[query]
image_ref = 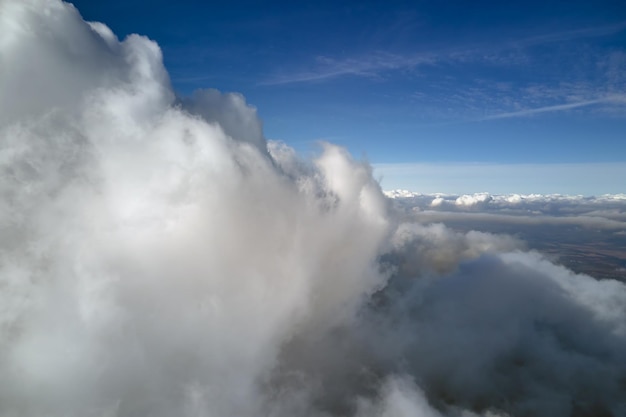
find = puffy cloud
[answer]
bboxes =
[179,89,267,153]
[1,2,625,417]
[386,190,626,210]
[455,193,492,207]
[386,190,626,229]
[0,2,388,415]
[373,248,626,417]
[0,0,171,127]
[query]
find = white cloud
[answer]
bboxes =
[454,192,492,207]
[385,190,626,229]
[385,190,626,205]
[0,2,389,414]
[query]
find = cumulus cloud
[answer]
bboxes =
[179,89,267,153]
[386,190,626,228]
[454,193,493,207]
[1,2,625,417]
[385,190,626,207]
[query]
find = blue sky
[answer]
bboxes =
[71,0,626,194]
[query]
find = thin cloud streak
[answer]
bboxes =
[478,95,626,120]
[260,53,434,86]
[510,20,626,48]
[260,22,626,86]
[415,210,626,231]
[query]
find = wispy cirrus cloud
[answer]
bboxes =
[506,20,626,48]
[408,47,626,122]
[260,52,434,85]
[260,21,626,86]
[478,95,626,120]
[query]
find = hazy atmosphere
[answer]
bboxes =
[1,1,625,417]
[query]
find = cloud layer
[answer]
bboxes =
[1,2,625,417]
[386,190,626,229]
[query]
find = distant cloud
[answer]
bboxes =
[385,189,626,206]
[417,210,626,230]
[385,190,626,229]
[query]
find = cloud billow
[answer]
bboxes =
[1,1,625,416]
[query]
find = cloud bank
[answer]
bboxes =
[386,190,626,227]
[1,2,625,417]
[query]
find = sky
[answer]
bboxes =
[70,0,626,194]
